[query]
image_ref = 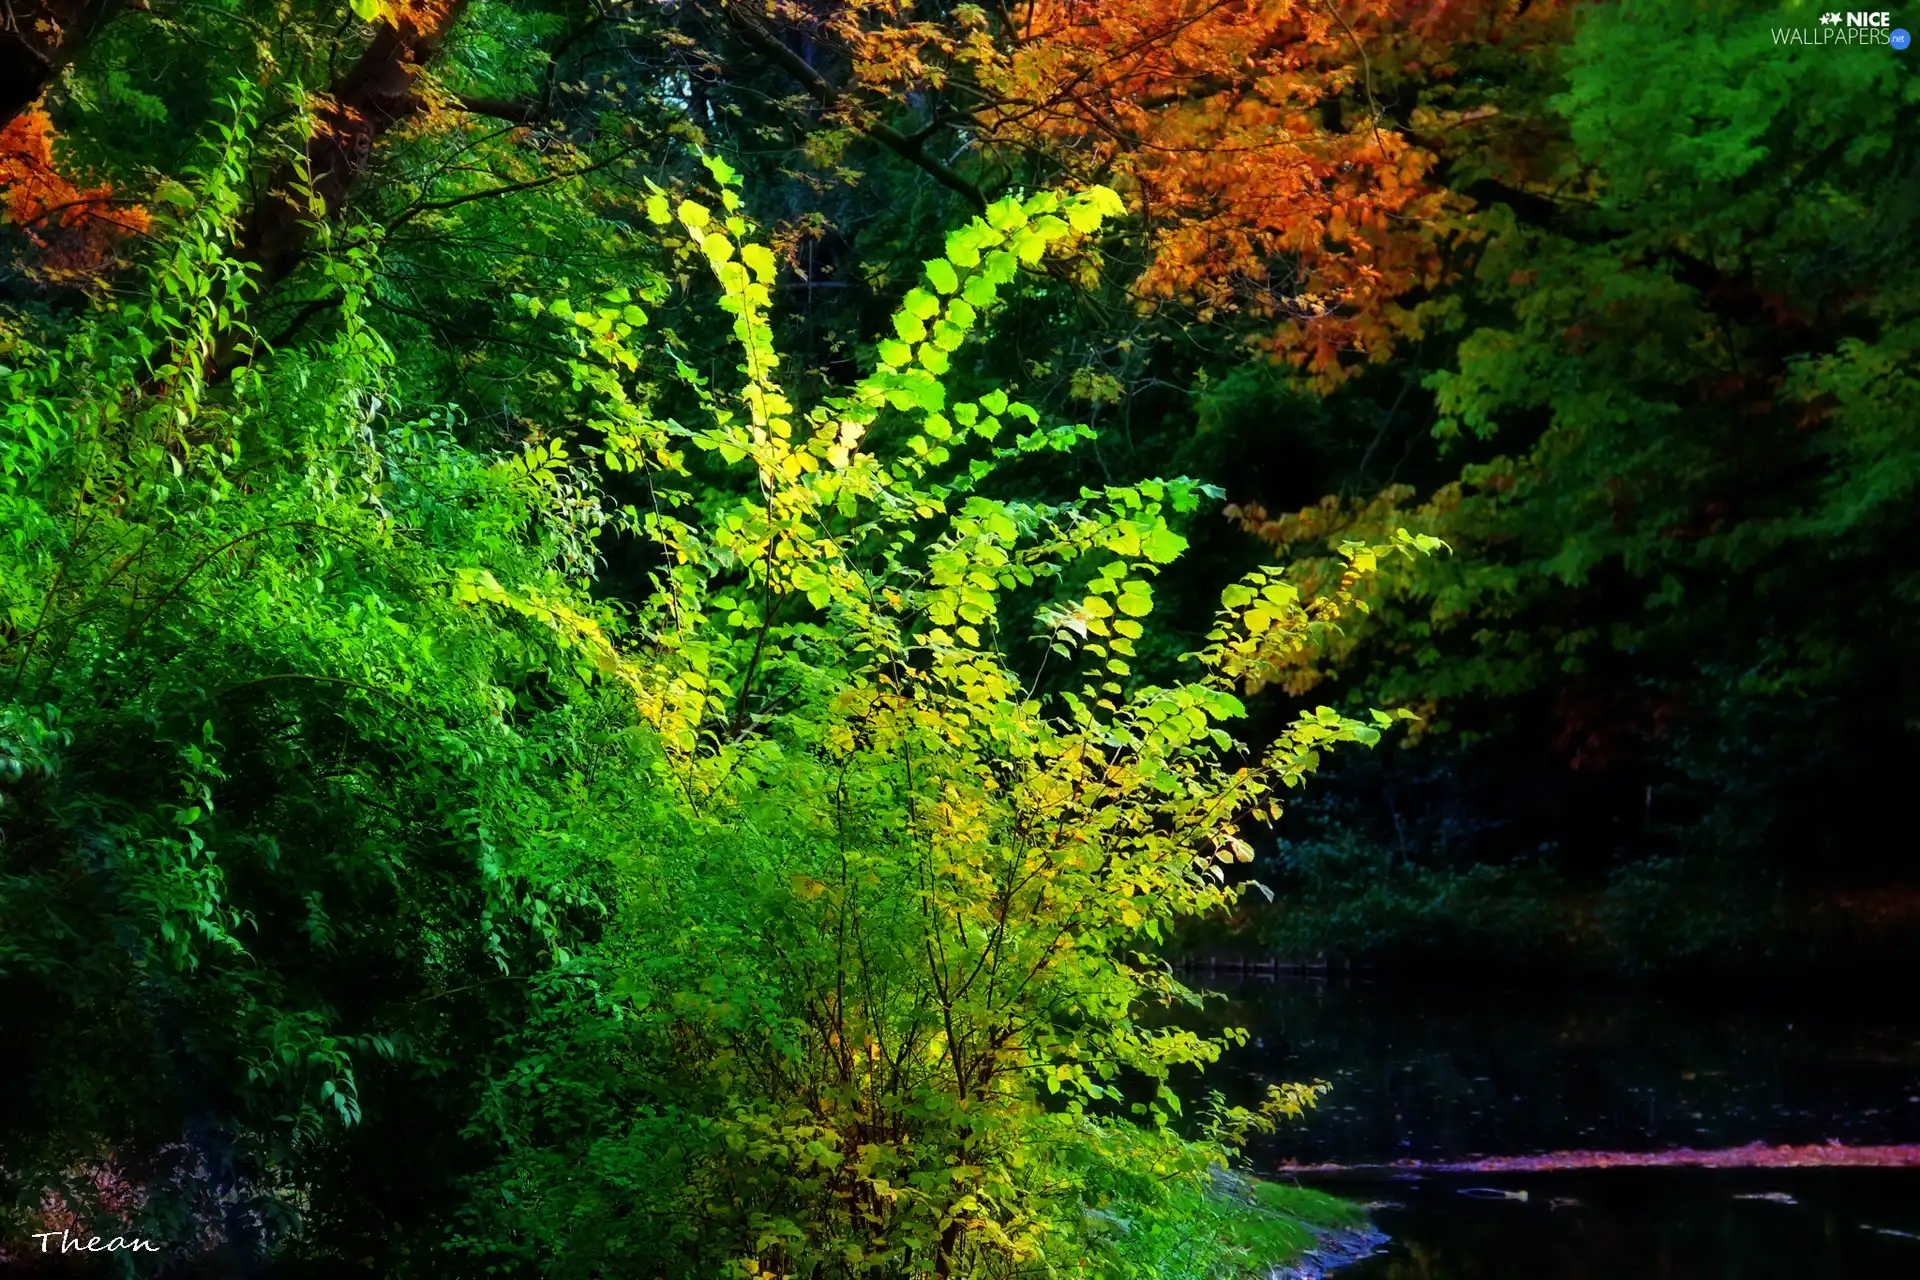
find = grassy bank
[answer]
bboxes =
[1103,1173,1372,1278]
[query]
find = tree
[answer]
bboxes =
[718,0,1573,382]
[1223,2,1920,960]
[450,158,1424,1277]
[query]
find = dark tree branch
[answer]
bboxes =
[262,292,346,349]
[453,94,544,125]
[722,1,986,212]
[8,191,148,231]
[369,295,579,361]
[539,14,604,119]
[0,0,128,128]
[381,141,643,234]
[1457,177,1597,240]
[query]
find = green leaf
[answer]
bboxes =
[1140,524,1186,564]
[925,258,960,295]
[961,275,998,308]
[892,312,927,344]
[986,198,1028,231]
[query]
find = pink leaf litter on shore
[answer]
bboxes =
[1278,1141,1920,1175]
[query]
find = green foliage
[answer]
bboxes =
[1221,2,1920,902]
[1249,832,1797,976]
[0,79,1411,1276]
[451,161,1410,1277]
[1,87,647,1260]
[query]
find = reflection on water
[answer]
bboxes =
[1195,978,1920,1278]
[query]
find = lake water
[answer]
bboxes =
[1197,977,1920,1278]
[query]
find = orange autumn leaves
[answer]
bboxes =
[799,0,1560,384]
[349,0,458,32]
[1,107,148,282]
[988,0,1450,380]
[0,0,458,290]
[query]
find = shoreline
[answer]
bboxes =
[1267,1223,1390,1279]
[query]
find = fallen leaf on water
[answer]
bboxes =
[1863,1225,1920,1241]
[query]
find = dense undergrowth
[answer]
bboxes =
[0,93,1414,1272]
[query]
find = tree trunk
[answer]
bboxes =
[237,0,471,294]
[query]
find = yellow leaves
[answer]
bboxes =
[891,311,927,344]
[924,257,959,294]
[554,166,1407,1239]
[1201,526,1442,696]
[452,568,636,688]
[741,242,779,284]
[1114,581,1153,617]
[677,198,711,229]
[1068,367,1123,405]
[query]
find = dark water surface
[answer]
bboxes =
[1199,978,1920,1278]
